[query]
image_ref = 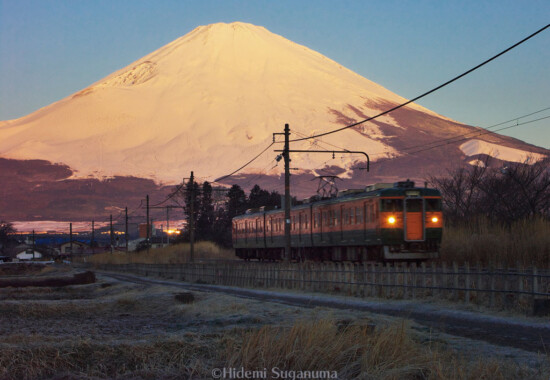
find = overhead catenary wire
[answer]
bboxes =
[375,115,550,164]
[283,24,550,144]
[289,111,550,189]
[368,106,550,157]
[214,141,275,182]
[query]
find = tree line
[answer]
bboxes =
[176,183,282,247]
[429,157,550,225]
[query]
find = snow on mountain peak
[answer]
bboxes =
[0,22,546,187]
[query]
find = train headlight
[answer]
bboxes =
[431,217,438,223]
[388,216,396,224]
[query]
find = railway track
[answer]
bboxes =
[99,270,550,354]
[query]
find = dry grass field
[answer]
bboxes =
[0,265,547,379]
[83,241,234,265]
[441,217,550,267]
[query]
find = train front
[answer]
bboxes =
[378,181,442,260]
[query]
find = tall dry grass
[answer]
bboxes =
[0,339,215,379]
[85,241,234,265]
[225,319,544,379]
[441,217,550,267]
[2,319,543,379]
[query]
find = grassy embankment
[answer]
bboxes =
[440,217,550,267]
[84,241,234,265]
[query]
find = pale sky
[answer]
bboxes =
[1,0,548,148]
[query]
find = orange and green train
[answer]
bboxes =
[232,180,443,262]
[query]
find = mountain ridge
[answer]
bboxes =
[0,21,547,220]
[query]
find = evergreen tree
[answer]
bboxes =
[0,221,16,254]
[248,184,271,209]
[182,179,200,241]
[211,185,246,247]
[226,185,247,218]
[196,181,215,241]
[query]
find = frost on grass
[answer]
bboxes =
[0,273,547,379]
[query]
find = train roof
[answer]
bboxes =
[233,180,441,220]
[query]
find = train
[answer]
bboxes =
[232,180,443,262]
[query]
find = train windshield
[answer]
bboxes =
[380,199,403,212]
[426,198,442,211]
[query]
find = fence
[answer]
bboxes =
[97,261,550,312]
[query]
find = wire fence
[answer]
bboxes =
[96,261,550,312]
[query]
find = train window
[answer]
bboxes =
[381,199,404,212]
[356,207,362,224]
[426,198,442,211]
[406,199,423,212]
[349,208,354,225]
[343,209,348,225]
[304,214,309,229]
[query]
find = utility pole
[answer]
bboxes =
[166,206,170,245]
[274,131,371,262]
[125,207,129,252]
[91,220,95,254]
[146,194,150,254]
[70,222,73,256]
[110,214,114,253]
[284,124,291,262]
[189,171,195,263]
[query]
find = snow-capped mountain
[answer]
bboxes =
[0,22,547,220]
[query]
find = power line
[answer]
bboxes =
[285,24,549,143]
[369,106,550,157]
[214,141,275,182]
[374,115,550,166]
[149,182,185,207]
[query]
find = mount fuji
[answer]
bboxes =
[0,22,547,221]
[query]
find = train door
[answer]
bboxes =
[404,198,424,241]
[340,205,344,241]
[363,201,369,239]
[255,219,259,244]
[298,213,302,242]
[320,209,325,242]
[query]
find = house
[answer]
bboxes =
[16,248,43,261]
[59,241,90,255]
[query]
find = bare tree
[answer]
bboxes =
[430,156,550,224]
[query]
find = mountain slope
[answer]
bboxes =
[0,22,547,220]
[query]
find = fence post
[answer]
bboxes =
[403,263,409,300]
[411,263,416,300]
[464,262,470,304]
[421,262,427,298]
[383,263,389,298]
[441,262,447,299]
[490,262,496,308]
[502,263,508,307]
[532,266,539,302]
[518,261,524,306]
[431,262,437,298]
[453,262,459,301]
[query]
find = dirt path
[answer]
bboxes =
[100,270,550,354]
